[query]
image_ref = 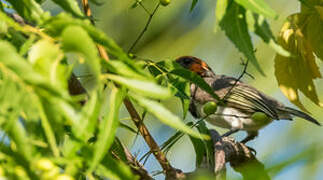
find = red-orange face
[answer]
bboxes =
[175,56,213,76]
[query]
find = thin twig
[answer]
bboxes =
[128,2,160,53]
[123,99,173,172]
[82,0,110,62]
[221,58,252,101]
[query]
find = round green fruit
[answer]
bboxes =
[251,112,270,123]
[203,102,218,115]
[160,0,171,6]
[35,158,54,171]
[55,174,74,180]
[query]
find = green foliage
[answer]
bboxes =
[0,0,322,179]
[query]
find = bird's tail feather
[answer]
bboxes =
[282,107,321,126]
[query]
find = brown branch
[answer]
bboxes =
[209,130,270,180]
[80,1,183,178]
[124,99,185,179]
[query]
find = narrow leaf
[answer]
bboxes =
[89,85,125,172]
[170,68,220,100]
[235,0,278,19]
[61,25,101,92]
[131,93,210,140]
[219,2,265,75]
[105,74,172,100]
[190,0,198,12]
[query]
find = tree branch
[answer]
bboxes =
[209,130,270,180]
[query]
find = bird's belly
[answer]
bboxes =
[195,103,270,131]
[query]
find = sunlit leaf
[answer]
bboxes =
[28,40,68,89]
[235,0,278,18]
[105,74,172,100]
[214,0,229,31]
[304,6,323,60]
[44,13,127,61]
[130,93,210,140]
[61,25,101,92]
[103,60,152,80]
[274,14,323,111]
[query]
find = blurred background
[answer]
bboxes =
[43,0,323,179]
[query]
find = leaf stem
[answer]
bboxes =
[128,3,160,53]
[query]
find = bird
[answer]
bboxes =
[175,56,321,143]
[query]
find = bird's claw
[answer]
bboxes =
[246,146,257,155]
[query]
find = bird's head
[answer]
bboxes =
[175,56,215,77]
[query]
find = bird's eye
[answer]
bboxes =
[183,58,192,65]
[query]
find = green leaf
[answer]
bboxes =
[190,0,198,12]
[131,93,210,140]
[97,155,135,180]
[28,39,68,89]
[37,98,60,157]
[19,34,36,56]
[6,0,44,23]
[274,14,323,110]
[219,2,264,75]
[89,85,125,172]
[169,68,220,100]
[72,91,101,141]
[167,75,191,118]
[7,121,35,161]
[189,121,214,167]
[51,0,84,18]
[235,0,278,19]
[103,60,152,80]
[246,11,290,57]
[106,74,172,100]
[0,41,47,84]
[44,13,128,61]
[61,25,101,92]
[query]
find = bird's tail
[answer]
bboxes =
[281,107,321,126]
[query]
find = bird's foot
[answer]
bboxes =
[246,146,257,155]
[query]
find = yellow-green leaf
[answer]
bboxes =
[274,14,323,111]
[105,74,172,100]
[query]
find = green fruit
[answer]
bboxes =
[55,174,74,180]
[35,158,54,171]
[160,0,171,6]
[251,112,271,124]
[203,102,218,115]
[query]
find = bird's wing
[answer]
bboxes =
[211,75,283,119]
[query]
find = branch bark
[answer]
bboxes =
[210,130,270,180]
